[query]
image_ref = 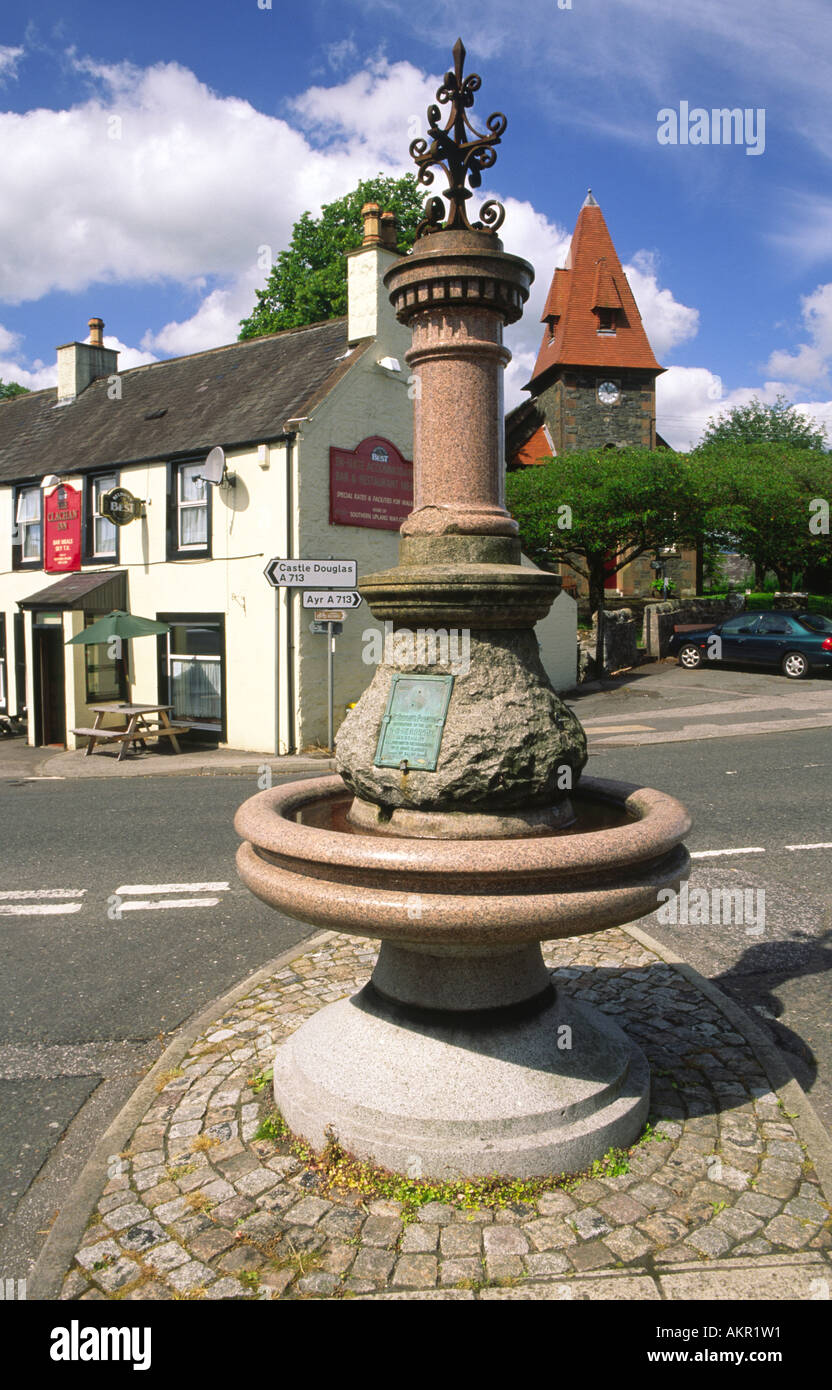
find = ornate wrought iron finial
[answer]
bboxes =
[410,38,506,238]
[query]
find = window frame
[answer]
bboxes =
[0,613,6,712]
[83,471,120,564]
[155,612,226,741]
[82,612,128,704]
[12,483,43,570]
[166,461,212,560]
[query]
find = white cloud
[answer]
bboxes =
[0,45,23,83]
[288,57,439,165]
[773,194,832,266]
[356,0,832,155]
[623,251,699,357]
[325,38,361,72]
[99,334,157,371]
[766,283,832,386]
[141,272,263,357]
[655,367,832,450]
[0,321,156,391]
[0,323,21,354]
[0,55,425,309]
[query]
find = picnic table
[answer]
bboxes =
[72,703,189,761]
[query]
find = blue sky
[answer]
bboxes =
[2,0,831,447]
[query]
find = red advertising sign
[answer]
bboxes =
[44,481,82,574]
[330,436,413,531]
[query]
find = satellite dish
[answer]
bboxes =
[200,447,226,486]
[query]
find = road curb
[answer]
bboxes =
[624,923,832,1206]
[34,755,337,781]
[26,930,335,1300]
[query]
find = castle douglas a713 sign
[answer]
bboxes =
[264,558,357,588]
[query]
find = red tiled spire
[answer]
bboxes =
[529,192,662,387]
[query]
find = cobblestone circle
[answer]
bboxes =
[63,931,832,1301]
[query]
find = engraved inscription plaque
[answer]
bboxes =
[373,674,454,771]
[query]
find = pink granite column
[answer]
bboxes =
[406,307,513,536]
[384,228,533,541]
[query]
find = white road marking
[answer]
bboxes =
[118,898,221,912]
[785,843,832,852]
[690,848,766,859]
[0,903,83,916]
[0,889,86,900]
[114,882,230,895]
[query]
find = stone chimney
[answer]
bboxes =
[345,206,401,345]
[56,318,119,403]
[380,210,398,251]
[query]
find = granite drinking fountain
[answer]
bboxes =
[235,41,691,1179]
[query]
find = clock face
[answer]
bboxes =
[598,380,620,404]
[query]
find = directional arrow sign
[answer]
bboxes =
[302,590,363,610]
[264,558,357,588]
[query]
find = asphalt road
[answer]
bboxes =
[0,728,830,1281]
[0,771,316,1281]
[589,728,832,1130]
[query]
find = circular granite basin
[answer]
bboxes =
[235,773,691,949]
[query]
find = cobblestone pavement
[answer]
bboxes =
[62,932,832,1301]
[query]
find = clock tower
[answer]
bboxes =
[507,192,664,463]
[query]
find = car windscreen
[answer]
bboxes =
[797,614,832,633]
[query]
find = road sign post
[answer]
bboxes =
[327,622,334,752]
[265,561,358,752]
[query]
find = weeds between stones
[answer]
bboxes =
[252,1106,671,1223]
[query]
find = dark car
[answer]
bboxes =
[668,611,832,679]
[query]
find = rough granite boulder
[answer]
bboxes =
[336,628,587,812]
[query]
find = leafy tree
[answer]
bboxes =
[238,175,425,339]
[698,394,827,451]
[506,448,695,666]
[688,443,832,593]
[0,378,29,400]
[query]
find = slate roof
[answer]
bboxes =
[17,570,127,610]
[527,196,663,389]
[0,319,366,485]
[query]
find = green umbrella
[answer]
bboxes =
[66,611,170,703]
[66,610,170,645]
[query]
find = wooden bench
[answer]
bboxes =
[72,709,190,760]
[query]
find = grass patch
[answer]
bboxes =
[184,1191,215,1212]
[166,1163,197,1182]
[154,1068,185,1094]
[252,1104,664,1222]
[191,1134,220,1153]
[247,1067,274,1095]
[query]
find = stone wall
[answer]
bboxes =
[645,595,745,660]
[576,607,641,683]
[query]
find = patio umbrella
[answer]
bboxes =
[66,610,170,700]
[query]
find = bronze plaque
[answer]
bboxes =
[374,674,454,771]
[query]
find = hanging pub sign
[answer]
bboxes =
[44,480,82,574]
[329,435,413,531]
[101,486,143,526]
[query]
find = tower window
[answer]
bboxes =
[597,307,617,333]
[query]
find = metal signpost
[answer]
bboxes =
[266,559,358,752]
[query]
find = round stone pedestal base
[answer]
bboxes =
[272,985,650,1180]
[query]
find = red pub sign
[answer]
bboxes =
[44,481,82,573]
[329,436,413,531]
